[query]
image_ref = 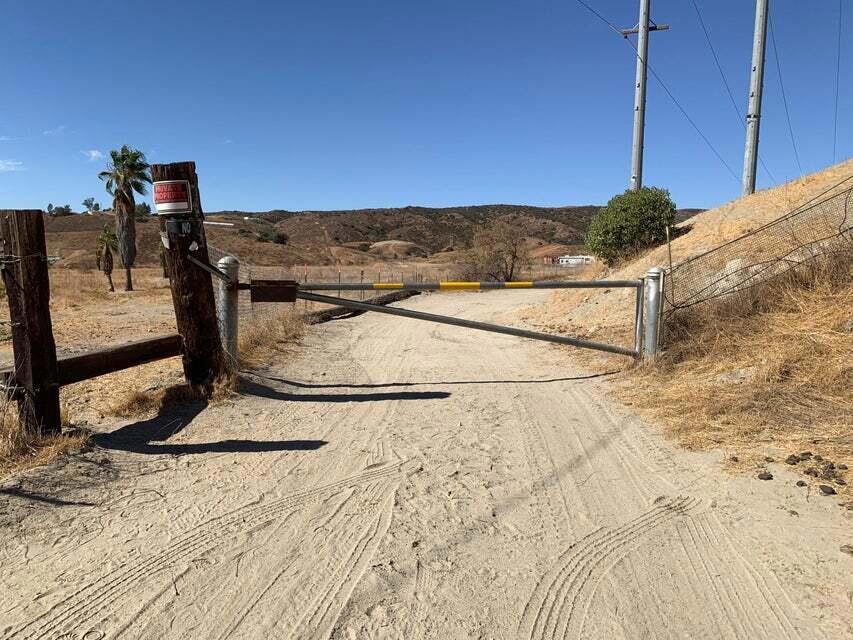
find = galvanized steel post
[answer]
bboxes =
[643,267,664,359]
[215,256,239,365]
[629,0,651,191]
[633,280,645,356]
[742,0,769,196]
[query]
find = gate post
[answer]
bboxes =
[0,210,61,434]
[643,267,664,360]
[152,161,227,388]
[633,281,645,356]
[215,256,239,366]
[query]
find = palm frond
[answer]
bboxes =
[100,145,152,202]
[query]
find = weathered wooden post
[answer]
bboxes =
[151,162,227,388]
[0,210,61,433]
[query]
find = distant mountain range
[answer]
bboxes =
[45,204,703,268]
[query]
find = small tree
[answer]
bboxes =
[585,187,676,265]
[82,197,101,214]
[102,245,115,292]
[135,202,152,219]
[49,204,73,217]
[465,220,529,281]
[96,225,118,291]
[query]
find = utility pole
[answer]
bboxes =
[622,0,669,191]
[742,0,769,196]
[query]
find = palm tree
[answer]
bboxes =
[98,146,151,291]
[96,225,118,292]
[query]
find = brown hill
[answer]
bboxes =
[45,203,703,269]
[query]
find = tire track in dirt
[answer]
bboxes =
[403,560,434,640]
[4,289,847,639]
[518,496,700,640]
[292,491,396,639]
[518,494,815,640]
[1,461,409,640]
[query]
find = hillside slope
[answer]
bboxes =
[525,158,853,342]
[46,203,702,269]
[523,158,853,491]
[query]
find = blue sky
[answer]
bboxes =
[0,1,849,212]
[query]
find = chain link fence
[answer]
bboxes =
[663,179,853,317]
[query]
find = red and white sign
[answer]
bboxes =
[153,180,192,215]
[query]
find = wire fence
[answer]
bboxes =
[662,182,853,316]
[206,243,587,321]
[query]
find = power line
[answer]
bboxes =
[689,0,777,185]
[833,0,843,163]
[768,14,803,175]
[689,0,743,125]
[573,0,740,183]
[643,63,741,182]
[573,0,624,37]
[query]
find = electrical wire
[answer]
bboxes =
[573,0,741,183]
[643,64,741,182]
[689,0,777,185]
[768,14,803,175]
[833,0,843,163]
[689,0,743,126]
[573,0,624,37]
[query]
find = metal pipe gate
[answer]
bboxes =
[219,274,666,361]
[296,290,641,357]
[300,280,643,292]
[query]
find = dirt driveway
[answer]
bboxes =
[1,290,851,639]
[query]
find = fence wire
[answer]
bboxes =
[663,183,853,316]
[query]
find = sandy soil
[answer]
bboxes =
[1,290,851,639]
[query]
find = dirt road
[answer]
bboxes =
[1,291,851,639]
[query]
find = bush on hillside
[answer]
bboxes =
[585,187,675,264]
[256,229,288,245]
[47,204,74,217]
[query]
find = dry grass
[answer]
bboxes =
[0,395,89,478]
[239,308,306,368]
[49,267,170,310]
[107,380,235,418]
[525,160,853,347]
[629,252,852,487]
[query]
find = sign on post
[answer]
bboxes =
[152,162,227,388]
[153,180,192,215]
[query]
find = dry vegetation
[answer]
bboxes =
[524,159,853,346]
[0,396,89,477]
[101,306,306,418]
[632,253,852,469]
[106,380,235,418]
[239,307,306,368]
[522,160,853,494]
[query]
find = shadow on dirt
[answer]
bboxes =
[93,391,327,456]
[239,378,452,403]
[92,375,450,457]
[247,371,617,390]
[0,486,96,507]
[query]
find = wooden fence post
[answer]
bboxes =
[151,162,227,388]
[0,210,61,434]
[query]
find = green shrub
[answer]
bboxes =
[256,229,288,245]
[585,187,675,264]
